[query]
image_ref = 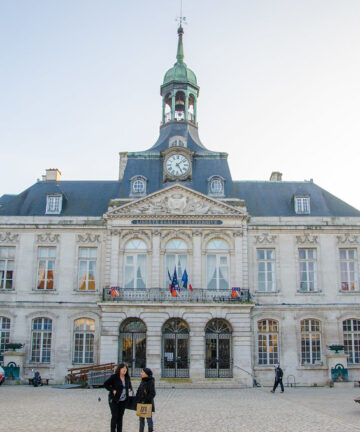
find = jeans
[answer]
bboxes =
[109,400,126,432]
[139,416,153,432]
[272,378,284,392]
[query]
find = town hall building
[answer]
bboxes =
[0,25,360,386]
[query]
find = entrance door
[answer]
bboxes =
[205,319,232,378]
[162,318,189,378]
[119,319,146,377]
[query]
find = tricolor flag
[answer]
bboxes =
[171,267,180,297]
[110,286,121,297]
[181,269,193,292]
[231,287,241,298]
[168,269,172,293]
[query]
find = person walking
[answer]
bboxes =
[104,363,133,432]
[136,368,156,432]
[271,364,284,393]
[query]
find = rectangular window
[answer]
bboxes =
[31,318,52,363]
[46,195,62,214]
[124,254,146,289]
[0,247,15,290]
[37,247,56,290]
[257,249,276,292]
[340,249,358,291]
[78,248,97,291]
[299,249,317,292]
[295,196,310,214]
[0,317,10,361]
[301,320,321,365]
[343,319,360,364]
[257,320,279,365]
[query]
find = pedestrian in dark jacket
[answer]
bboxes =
[136,368,156,432]
[104,363,133,432]
[271,364,284,393]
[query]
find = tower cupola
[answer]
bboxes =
[161,26,200,126]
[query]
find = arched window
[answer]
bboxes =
[119,318,146,377]
[208,176,225,197]
[164,93,172,123]
[258,319,279,365]
[174,91,185,121]
[0,317,10,361]
[206,239,229,290]
[124,239,147,289]
[130,176,147,197]
[31,318,52,363]
[162,318,189,378]
[165,239,188,289]
[343,319,360,364]
[301,319,321,365]
[73,318,95,364]
[205,319,232,378]
[188,94,195,122]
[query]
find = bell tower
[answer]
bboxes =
[160,26,200,126]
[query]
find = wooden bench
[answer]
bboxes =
[28,377,50,385]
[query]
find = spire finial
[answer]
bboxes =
[175,0,186,63]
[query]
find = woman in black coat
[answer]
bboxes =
[136,368,156,432]
[104,363,133,432]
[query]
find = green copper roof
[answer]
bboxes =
[163,26,198,88]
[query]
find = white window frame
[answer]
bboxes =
[0,246,15,290]
[257,319,279,365]
[46,194,63,215]
[339,249,359,291]
[36,247,56,290]
[299,248,317,292]
[73,318,95,364]
[294,195,310,214]
[124,239,147,290]
[301,319,322,365]
[77,247,97,291]
[31,317,52,363]
[0,316,10,359]
[257,249,276,292]
[208,176,225,197]
[130,176,147,197]
[206,239,229,291]
[343,319,360,364]
[165,239,188,290]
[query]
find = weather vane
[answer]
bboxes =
[175,0,187,27]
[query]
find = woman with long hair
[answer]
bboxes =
[104,363,133,432]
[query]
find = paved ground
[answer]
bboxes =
[0,385,359,432]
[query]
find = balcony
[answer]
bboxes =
[102,287,251,304]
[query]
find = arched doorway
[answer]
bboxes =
[205,319,232,378]
[119,318,146,377]
[162,318,189,378]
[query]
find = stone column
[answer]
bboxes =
[192,230,202,288]
[110,234,120,286]
[189,328,204,381]
[151,230,161,288]
[233,230,243,287]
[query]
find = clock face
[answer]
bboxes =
[166,154,190,176]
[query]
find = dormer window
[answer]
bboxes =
[295,195,310,214]
[130,176,147,197]
[46,194,62,214]
[169,136,187,148]
[208,176,225,197]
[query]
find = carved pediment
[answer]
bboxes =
[105,185,246,219]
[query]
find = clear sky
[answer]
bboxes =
[1,0,360,210]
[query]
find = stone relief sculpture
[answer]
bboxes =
[37,233,60,243]
[0,232,19,243]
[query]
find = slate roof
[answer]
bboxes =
[1,177,359,218]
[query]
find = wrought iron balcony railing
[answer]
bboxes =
[103,287,251,304]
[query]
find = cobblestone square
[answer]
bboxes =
[1,386,360,432]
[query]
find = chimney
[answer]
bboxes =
[270,171,282,182]
[44,169,61,181]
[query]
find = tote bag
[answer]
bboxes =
[136,403,152,418]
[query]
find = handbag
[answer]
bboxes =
[126,395,137,411]
[136,403,152,418]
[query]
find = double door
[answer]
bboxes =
[120,332,146,377]
[162,333,189,378]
